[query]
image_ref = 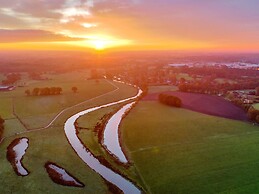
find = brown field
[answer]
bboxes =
[143,91,248,121]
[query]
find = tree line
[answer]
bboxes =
[247,106,259,123]
[25,87,63,96]
[159,93,182,107]
[178,79,259,95]
[25,86,78,96]
[177,65,259,79]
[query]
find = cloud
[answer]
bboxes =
[1,0,259,50]
[5,0,64,18]
[81,23,98,28]
[89,0,259,45]
[92,0,140,14]
[57,7,91,24]
[0,29,83,43]
[0,13,29,28]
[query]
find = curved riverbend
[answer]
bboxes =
[64,85,142,194]
[103,101,136,163]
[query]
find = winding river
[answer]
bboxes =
[64,84,142,194]
[103,101,136,163]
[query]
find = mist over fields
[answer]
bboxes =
[1,50,259,73]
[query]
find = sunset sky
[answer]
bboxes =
[0,0,259,52]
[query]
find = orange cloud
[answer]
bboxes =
[1,0,259,52]
[0,29,83,43]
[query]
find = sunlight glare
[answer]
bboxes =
[92,40,106,50]
[59,34,133,50]
[86,35,133,50]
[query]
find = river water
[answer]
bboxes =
[103,101,136,163]
[12,138,29,176]
[64,86,142,194]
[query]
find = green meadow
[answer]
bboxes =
[253,103,259,110]
[0,71,139,193]
[1,72,259,194]
[122,101,259,194]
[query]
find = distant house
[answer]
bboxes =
[0,86,16,91]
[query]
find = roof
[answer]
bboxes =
[0,85,15,91]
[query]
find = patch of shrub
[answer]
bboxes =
[159,93,182,108]
[247,106,259,123]
[0,116,4,139]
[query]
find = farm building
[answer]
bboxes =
[0,86,15,91]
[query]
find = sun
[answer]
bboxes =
[86,35,132,50]
[92,40,106,50]
[62,34,133,50]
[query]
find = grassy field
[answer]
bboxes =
[253,103,259,110]
[0,98,14,119]
[3,118,26,138]
[14,79,115,129]
[0,73,140,193]
[3,71,258,194]
[148,85,178,94]
[0,71,117,130]
[121,101,259,194]
[0,126,108,194]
